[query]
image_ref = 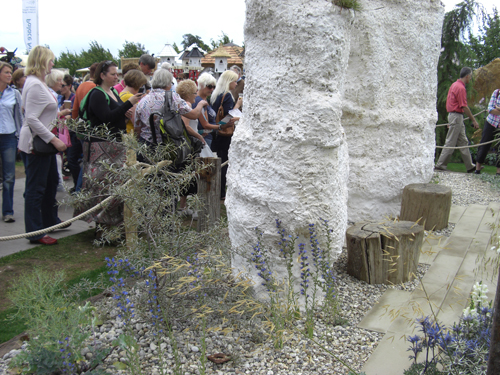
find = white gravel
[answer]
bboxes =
[1,172,498,375]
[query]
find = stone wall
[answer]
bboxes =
[342,0,444,222]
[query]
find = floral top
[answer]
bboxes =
[486,89,500,128]
[135,88,191,144]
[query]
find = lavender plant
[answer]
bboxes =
[250,219,340,342]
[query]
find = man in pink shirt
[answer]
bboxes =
[435,67,479,172]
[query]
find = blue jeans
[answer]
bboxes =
[0,133,17,216]
[21,151,59,240]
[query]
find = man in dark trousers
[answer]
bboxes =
[435,67,478,172]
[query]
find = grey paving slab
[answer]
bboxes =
[478,207,499,233]
[362,332,413,375]
[448,205,466,224]
[464,204,490,218]
[419,235,447,264]
[438,236,472,258]
[358,289,411,333]
[361,201,499,375]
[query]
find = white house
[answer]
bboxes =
[211,45,232,74]
[158,44,178,66]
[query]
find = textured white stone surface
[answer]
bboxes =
[342,0,444,222]
[226,0,354,297]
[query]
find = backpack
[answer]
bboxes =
[78,86,119,123]
[149,91,203,168]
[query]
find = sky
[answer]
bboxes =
[0,0,497,60]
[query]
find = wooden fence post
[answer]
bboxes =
[196,157,221,232]
[124,149,137,249]
[487,266,500,375]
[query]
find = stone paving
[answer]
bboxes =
[361,203,500,375]
[0,177,94,258]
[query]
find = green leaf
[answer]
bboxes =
[113,361,129,370]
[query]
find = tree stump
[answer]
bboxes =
[399,183,452,231]
[195,157,221,232]
[346,220,424,285]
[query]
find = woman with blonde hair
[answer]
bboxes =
[194,73,233,148]
[210,70,242,201]
[18,45,68,245]
[119,69,148,134]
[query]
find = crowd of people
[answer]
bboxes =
[0,46,246,244]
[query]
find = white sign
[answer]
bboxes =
[22,0,39,52]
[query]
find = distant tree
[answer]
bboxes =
[118,40,148,58]
[210,31,234,50]
[55,49,81,75]
[79,41,116,69]
[181,34,210,52]
[469,8,500,68]
[172,42,180,54]
[435,0,485,149]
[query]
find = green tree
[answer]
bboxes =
[210,31,234,50]
[180,34,210,52]
[118,40,149,58]
[79,40,116,69]
[172,42,180,54]
[469,7,500,68]
[54,49,81,75]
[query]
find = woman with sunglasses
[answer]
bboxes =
[194,73,231,148]
[75,60,143,230]
[18,46,68,245]
[58,74,75,109]
[210,70,242,201]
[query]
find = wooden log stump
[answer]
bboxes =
[400,183,452,231]
[346,220,424,285]
[196,157,221,232]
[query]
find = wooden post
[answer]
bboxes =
[124,149,137,249]
[346,220,424,285]
[196,157,221,232]
[400,183,452,231]
[487,266,500,375]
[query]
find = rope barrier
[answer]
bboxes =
[0,160,171,242]
[435,110,487,127]
[436,138,498,149]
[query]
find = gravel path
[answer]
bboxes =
[1,172,499,375]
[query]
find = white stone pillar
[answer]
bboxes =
[226,0,354,298]
[342,0,444,222]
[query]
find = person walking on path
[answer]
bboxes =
[435,67,478,172]
[474,88,500,175]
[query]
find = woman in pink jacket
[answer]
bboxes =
[18,46,68,245]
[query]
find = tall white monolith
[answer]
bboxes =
[226,0,354,298]
[342,0,445,222]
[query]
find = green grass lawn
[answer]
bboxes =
[445,163,497,174]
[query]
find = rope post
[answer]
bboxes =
[487,265,500,375]
[124,149,138,249]
[195,157,221,232]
